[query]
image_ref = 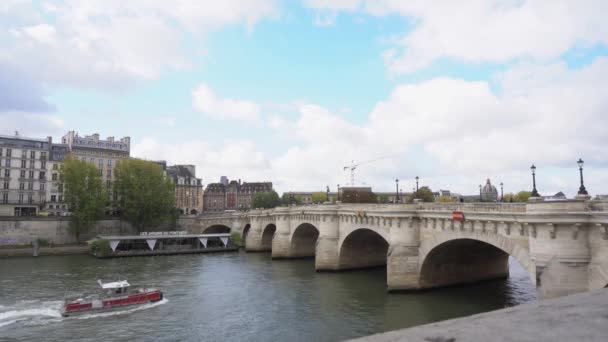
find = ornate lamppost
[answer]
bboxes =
[395,178,399,203]
[577,158,588,195]
[337,184,340,201]
[500,182,504,202]
[326,185,330,202]
[479,184,482,202]
[530,164,540,197]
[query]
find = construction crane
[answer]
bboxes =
[343,157,386,186]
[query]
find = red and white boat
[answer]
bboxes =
[61,280,163,317]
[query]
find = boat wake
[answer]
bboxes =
[75,298,169,320]
[0,300,63,329]
[0,298,168,329]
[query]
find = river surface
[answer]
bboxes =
[0,252,536,342]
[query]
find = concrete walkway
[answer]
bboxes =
[351,288,608,342]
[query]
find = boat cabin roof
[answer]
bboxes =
[98,280,130,289]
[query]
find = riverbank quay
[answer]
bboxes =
[351,288,608,342]
[0,244,88,257]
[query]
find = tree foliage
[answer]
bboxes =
[377,194,389,204]
[252,190,281,209]
[61,157,108,242]
[311,192,327,204]
[281,193,302,206]
[113,159,175,232]
[341,190,377,203]
[407,186,435,202]
[438,195,455,202]
[504,191,532,203]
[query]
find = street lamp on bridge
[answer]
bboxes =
[479,184,482,202]
[326,185,330,202]
[530,164,540,197]
[395,178,400,203]
[577,158,588,196]
[500,182,504,202]
[337,184,340,201]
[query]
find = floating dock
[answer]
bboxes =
[91,233,238,258]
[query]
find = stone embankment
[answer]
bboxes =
[0,244,88,257]
[351,288,608,342]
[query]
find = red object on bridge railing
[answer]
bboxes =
[452,211,465,222]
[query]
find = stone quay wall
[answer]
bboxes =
[0,217,198,245]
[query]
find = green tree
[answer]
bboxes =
[61,157,108,242]
[514,191,532,203]
[281,193,302,206]
[252,191,281,209]
[503,191,531,203]
[113,159,175,232]
[311,192,327,204]
[408,186,435,202]
[438,195,455,202]
[377,194,389,204]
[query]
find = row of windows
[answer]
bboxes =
[79,156,114,167]
[0,148,48,159]
[0,158,46,169]
[0,169,47,180]
[71,139,127,150]
[2,181,47,190]
[0,192,42,204]
[50,195,63,203]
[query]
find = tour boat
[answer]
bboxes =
[61,280,163,317]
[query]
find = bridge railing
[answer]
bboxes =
[589,200,608,212]
[417,202,527,213]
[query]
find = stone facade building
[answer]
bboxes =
[203,178,273,212]
[166,165,203,215]
[46,144,69,216]
[0,134,52,216]
[61,131,131,189]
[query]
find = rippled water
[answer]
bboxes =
[0,253,536,341]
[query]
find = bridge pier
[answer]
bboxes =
[387,217,422,291]
[245,219,266,252]
[272,211,292,258]
[315,214,340,271]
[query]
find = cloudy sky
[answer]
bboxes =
[2,0,608,196]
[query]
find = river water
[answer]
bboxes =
[0,252,536,342]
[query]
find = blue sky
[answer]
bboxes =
[2,0,608,196]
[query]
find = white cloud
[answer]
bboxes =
[1,0,278,88]
[132,137,272,184]
[259,57,608,195]
[22,24,56,44]
[0,112,65,137]
[192,84,261,123]
[305,0,608,73]
[131,54,608,197]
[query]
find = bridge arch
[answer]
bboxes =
[261,223,276,251]
[419,233,535,289]
[290,223,320,258]
[338,228,389,270]
[203,224,232,234]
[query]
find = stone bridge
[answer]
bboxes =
[192,200,608,298]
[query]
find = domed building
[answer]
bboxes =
[481,178,498,202]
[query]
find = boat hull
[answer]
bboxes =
[63,290,163,317]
